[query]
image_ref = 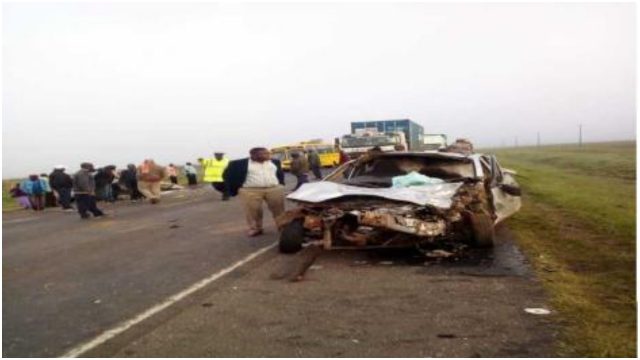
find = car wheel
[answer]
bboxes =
[279,219,305,254]
[468,212,495,248]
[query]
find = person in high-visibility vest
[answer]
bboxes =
[200,152,230,201]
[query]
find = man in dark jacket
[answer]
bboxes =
[73,162,104,219]
[307,149,322,179]
[49,166,74,210]
[223,147,285,237]
[289,151,309,191]
[94,165,116,202]
[119,164,144,201]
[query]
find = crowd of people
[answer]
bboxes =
[8,147,352,236]
[7,156,229,219]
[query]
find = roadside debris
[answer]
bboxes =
[524,308,551,315]
[425,249,455,258]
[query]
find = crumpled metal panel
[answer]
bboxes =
[287,181,463,209]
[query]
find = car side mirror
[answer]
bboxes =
[500,183,522,196]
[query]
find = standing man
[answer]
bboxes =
[94,165,116,202]
[137,159,166,204]
[307,149,323,180]
[184,162,198,186]
[49,166,74,211]
[73,163,104,219]
[289,151,309,191]
[167,164,179,184]
[119,164,144,202]
[200,152,230,201]
[223,147,285,237]
[40,173,57,207]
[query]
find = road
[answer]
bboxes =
[2,175,557,357]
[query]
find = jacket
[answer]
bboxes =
[308,152,321,167]
[200,158,229,182]
[73,169,96,194]
[137,163,166,182]
[49,170,73,190]
[290,157,309,176]
[20,179,47,196]
[94,168,115,188]
[223,158,285,197]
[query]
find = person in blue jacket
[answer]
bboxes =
[21,174,47,211]
[223,147,285,237]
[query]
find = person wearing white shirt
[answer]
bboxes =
[223,147,286,237]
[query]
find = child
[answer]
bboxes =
[9,183,31,210]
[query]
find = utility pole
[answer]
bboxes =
[537,132,540,148]
[578,124,583,147]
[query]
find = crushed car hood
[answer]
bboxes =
[287,181,463,209]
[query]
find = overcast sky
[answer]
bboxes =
[2,2,636,178]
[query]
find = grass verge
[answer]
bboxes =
[489,141,636,357]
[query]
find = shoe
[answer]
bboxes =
[247,229,264,237]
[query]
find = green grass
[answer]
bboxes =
[3,179,24,212]
[487,141,636,357]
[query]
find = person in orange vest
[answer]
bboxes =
[199,152,230,201]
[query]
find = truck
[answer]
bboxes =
[339,119,425,158]
[423,133,448,150]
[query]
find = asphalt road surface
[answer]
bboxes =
[3,174,556,357]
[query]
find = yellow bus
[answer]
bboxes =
[271,141,340,171]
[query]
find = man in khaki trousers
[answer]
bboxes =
[137,159,167,204]
[223,148,286,237]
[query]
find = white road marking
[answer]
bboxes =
[60,242,277,358]
[3,217,38,225]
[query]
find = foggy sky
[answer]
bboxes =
[2,2,636,178]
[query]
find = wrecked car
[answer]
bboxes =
[277,151,521,253]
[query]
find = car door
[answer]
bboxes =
[486,155,522,224]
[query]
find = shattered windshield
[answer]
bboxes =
[343,156,475,187]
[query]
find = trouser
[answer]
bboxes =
[56,188,73,209]
[126,181,144,200]
[76,194,103,218]
[96,184,113,202]
[30,194,44,211]
[138,181,162,200]
[238,186,285,231]
[45,192,57,207]
[294,174,309,191]
[311,166,322,180]
[187,174,197,185]
[211,182,229,199]
[16,196,31,209]
[170,176,178,184]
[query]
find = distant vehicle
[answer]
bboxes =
[271,140,340,171]
[340,119,426,158]
[277,151,522,253]
[423,134,448,150]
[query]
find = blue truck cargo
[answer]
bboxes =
[350,119,425,151]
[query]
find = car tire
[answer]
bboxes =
[468,212,495,248]
[279,219,305,254]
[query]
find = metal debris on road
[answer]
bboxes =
[425,249,455,258]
